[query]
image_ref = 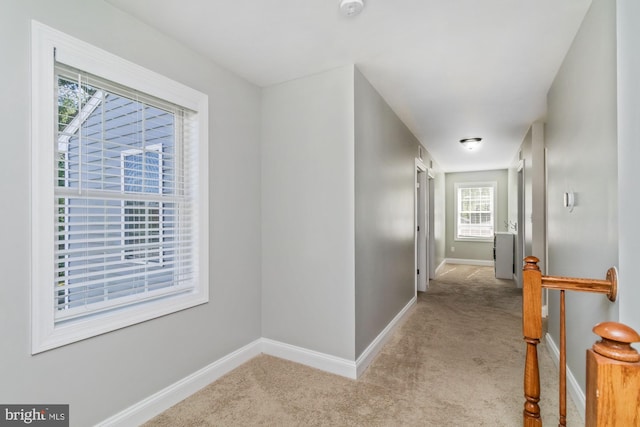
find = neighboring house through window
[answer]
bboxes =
[121,144,163,264]
[31,21,209,353]
[455,182,497,241]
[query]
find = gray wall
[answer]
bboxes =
[546,0,618,392]
[433,167,447,271]
[512,121,546,278]
[261,66,356,360]
[519,128,533,259]
[521,128,535,259]
[444,170,509,261]
[507,156,519,283]
[617,0,640,342]
[530,123,546,274]
[261,66,444,361]
[507,162,518,234]
[354,68,428,357]
[0,1,262,425]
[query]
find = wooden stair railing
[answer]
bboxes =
[522,256,618,427]
[586,321,640,426]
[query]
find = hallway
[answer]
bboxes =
[145,265,580,426]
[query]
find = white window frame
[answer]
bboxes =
[454,181,497,242]
[31,21,209,354]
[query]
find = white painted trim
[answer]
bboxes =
[96,298,419,425]
[261,338,357,379]
[445,258,495,267]
[435,259,447,275]
[97,339,262,427]
[355,297,416,377]
[453,181,498,242]
[31,21,210,354]
[415,158,428,295]
[544,333,586,423]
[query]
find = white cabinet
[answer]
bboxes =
[494,232,514,279]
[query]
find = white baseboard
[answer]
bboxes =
[544,333,586,423]
[97,339,263,427]
[98,301,417,426]
[355,297,416,378]
[261,338,357,379]
[445,258,495,267]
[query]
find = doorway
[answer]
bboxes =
[428,169,435,279]
[515,160,525,287]
[415,159,429,293]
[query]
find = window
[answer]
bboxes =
[455,182,497,241]
[31,21,209,353]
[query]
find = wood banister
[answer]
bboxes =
[541,271,617,301]
[522,256,618,427]
[523,257,543,427]
[592,321,640,363]
[586,322,640,426]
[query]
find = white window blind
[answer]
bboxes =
[455,183,496,240]
[54,63,198,322]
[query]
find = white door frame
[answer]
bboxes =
[415,158,428,294]
[427,168,436,279]
[516,159,525,288]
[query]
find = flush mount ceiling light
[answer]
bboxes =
[459,137,483,150]
[340,0,364,17]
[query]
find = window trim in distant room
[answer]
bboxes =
[454,181,497,242]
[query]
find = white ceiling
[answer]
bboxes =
[106,0,591,172]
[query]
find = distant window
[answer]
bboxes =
[31,21,209,353]
[455,182,497,241]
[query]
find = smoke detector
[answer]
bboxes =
[340,0,364,17]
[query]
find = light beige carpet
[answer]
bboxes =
[144,264,582,426]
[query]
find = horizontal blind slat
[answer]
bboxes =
[56,265,194,291]
[55,281,195,322]
[55,240,193,258]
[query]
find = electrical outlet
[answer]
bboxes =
[451,246,455,252]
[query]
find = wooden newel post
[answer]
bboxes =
[523,256,543,427]
[586,321,640,426]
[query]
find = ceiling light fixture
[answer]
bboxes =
[459,137,483,151]
[340,0,364,17]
